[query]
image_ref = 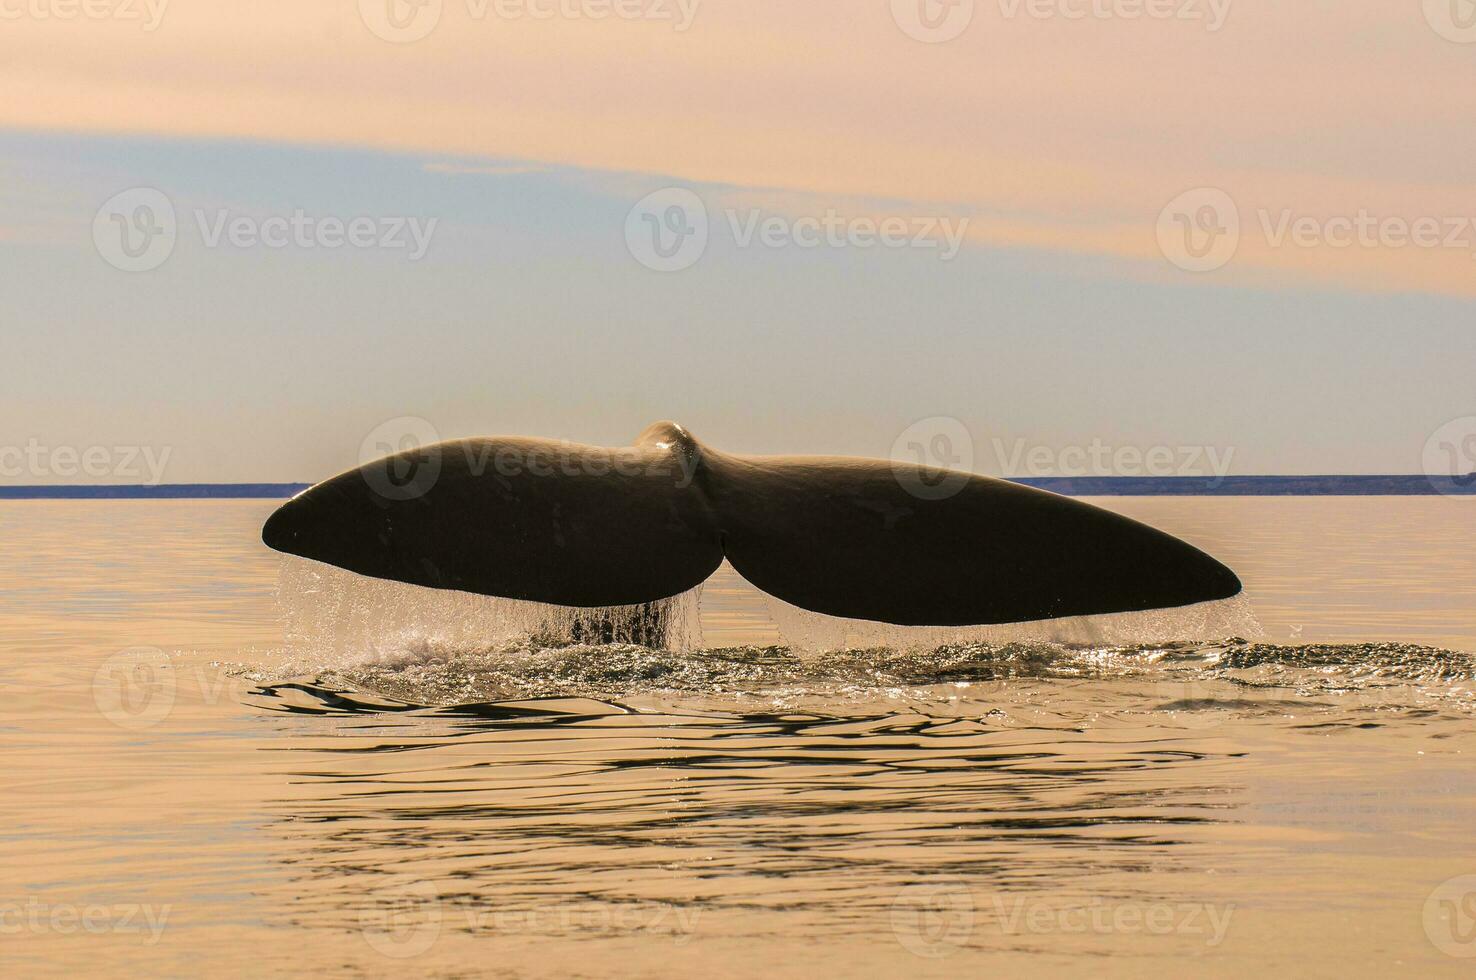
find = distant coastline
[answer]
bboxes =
[0,484,312,499]
[1,476,1472,499]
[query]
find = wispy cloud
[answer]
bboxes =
[2,1,1473,295]
[422,161,549,177]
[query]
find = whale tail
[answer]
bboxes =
[263,421,1241,630]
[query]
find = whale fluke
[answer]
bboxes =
[263,422,1241,627]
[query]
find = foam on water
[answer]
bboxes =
[235,635,1476,707]
[760,586,1262,650]
[276,555,1261,656]
[246,557,1474,714]
[276,556,705,656]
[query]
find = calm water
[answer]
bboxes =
[2,497,1474,977]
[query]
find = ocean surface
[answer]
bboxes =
[2,497,1474,976]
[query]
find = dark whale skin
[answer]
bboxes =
[263,422,1242,626]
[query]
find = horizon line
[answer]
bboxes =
[0,475,1472,499]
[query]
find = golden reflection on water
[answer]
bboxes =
[1,498,1473,976]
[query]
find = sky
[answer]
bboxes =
[1,0,1474,483]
